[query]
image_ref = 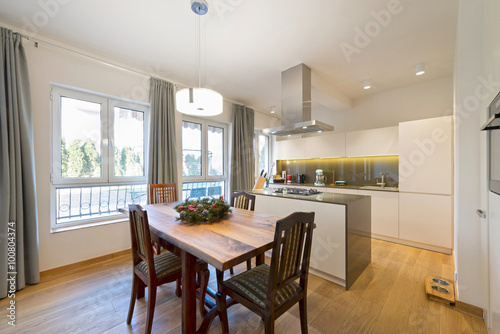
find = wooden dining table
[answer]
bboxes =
[133,202,282,334]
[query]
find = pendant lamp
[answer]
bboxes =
[176,0,223,116]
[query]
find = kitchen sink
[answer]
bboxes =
[359,186,399,191]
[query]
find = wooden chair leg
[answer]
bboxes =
[299,297,308,334]
[137,279,146,299]
[198,268,210,317]
[229,267,234,275]
[246,259,252,271]
[216,291,229,334]
[127,275,139,324]
[175,278,182,298]
[264,315,275,334]
[153,242,162,255]
[145,285,157,334]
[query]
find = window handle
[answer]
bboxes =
[476,209,487,219]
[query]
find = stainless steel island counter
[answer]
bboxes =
[249,189,371,290]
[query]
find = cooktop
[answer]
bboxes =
[273,188,322,196]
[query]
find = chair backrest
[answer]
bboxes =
[267,212,315,305]
[149,183,177,204]
[231,191,256,211]
[128,204,156,279]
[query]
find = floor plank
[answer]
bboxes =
[0,239,488,334]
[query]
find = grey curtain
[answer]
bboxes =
[230,104,254,194]
[0,27,40,298]
[148,78,178,185]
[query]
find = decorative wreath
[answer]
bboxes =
[174,196,231,223]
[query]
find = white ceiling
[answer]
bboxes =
[0,0,458,115]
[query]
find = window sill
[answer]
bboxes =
[50,215,129,234]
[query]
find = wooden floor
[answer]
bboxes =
[0,239,488,334]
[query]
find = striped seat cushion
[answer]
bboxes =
[136,252,182,279]
[222,264,302,309]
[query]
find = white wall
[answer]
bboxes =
[454,0,500,331]
[312,76,453,133]
[483,0,500,331]
[20,35,274,271]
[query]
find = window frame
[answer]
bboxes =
[50,84,149,229]
[254,130,272,178]
[181,116,229,199]
[181,116,228,182]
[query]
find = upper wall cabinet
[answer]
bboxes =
[305,132,346,159]
[274,137,306,160]
[345,126,399,157]
[398,116,453,195]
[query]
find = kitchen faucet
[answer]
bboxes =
[377,172,389,188]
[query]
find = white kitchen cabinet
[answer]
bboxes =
[274,137,306,160]
[399,192,453,249]
[346,126,399,157]
[398,116,453,195]
[358,190,399,238]
[305,132,346,158]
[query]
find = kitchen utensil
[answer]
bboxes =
[314,169,327,186]
[297,174,306,183]
[287,175,293,184]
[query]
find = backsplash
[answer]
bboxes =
[276,156,399,187]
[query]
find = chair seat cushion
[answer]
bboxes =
[222,264,302,309]
[136,252,182,279]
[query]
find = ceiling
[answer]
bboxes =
[0,0,458,115]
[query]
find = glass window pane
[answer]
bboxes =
[113,107,145,177]
[182,121,202,177]
[60,96,102,178]
[259,134,269,174]
[208,126,224,176]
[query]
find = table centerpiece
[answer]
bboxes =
[174,196,231,223]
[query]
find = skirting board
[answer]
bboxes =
[309,268,346,288]
[371,233,452,254]
[455,300,484,319]
[40,249,131,278]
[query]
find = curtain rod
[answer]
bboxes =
[19,33,280,119]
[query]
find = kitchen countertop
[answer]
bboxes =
[250,189,369,205]
[269,182,399,192]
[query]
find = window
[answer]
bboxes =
[255,132,271,177]
[51,85,149,228]
[181,117,228,200]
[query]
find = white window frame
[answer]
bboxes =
[254,130,272,178]
[50,84,149,229]
[181,116,229,188]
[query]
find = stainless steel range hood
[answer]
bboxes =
[263,64,334,136]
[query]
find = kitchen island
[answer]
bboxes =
[249,189,371,289]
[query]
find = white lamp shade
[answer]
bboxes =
[176,88,223,116]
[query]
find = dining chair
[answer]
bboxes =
[229,191,256,275]
[127,204,210,334]
[149,183,177,255]
[149,183,177,204]
[217,211,315,334]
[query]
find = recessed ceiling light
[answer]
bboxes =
[363,79,371,90]
[287,134,291,137]
[302,126,308,129]
[270,106,276,114]
[318,131,322,133]
[416,63,425,76]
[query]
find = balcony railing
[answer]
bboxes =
[56,184,147,224]
[182,181,225,201]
